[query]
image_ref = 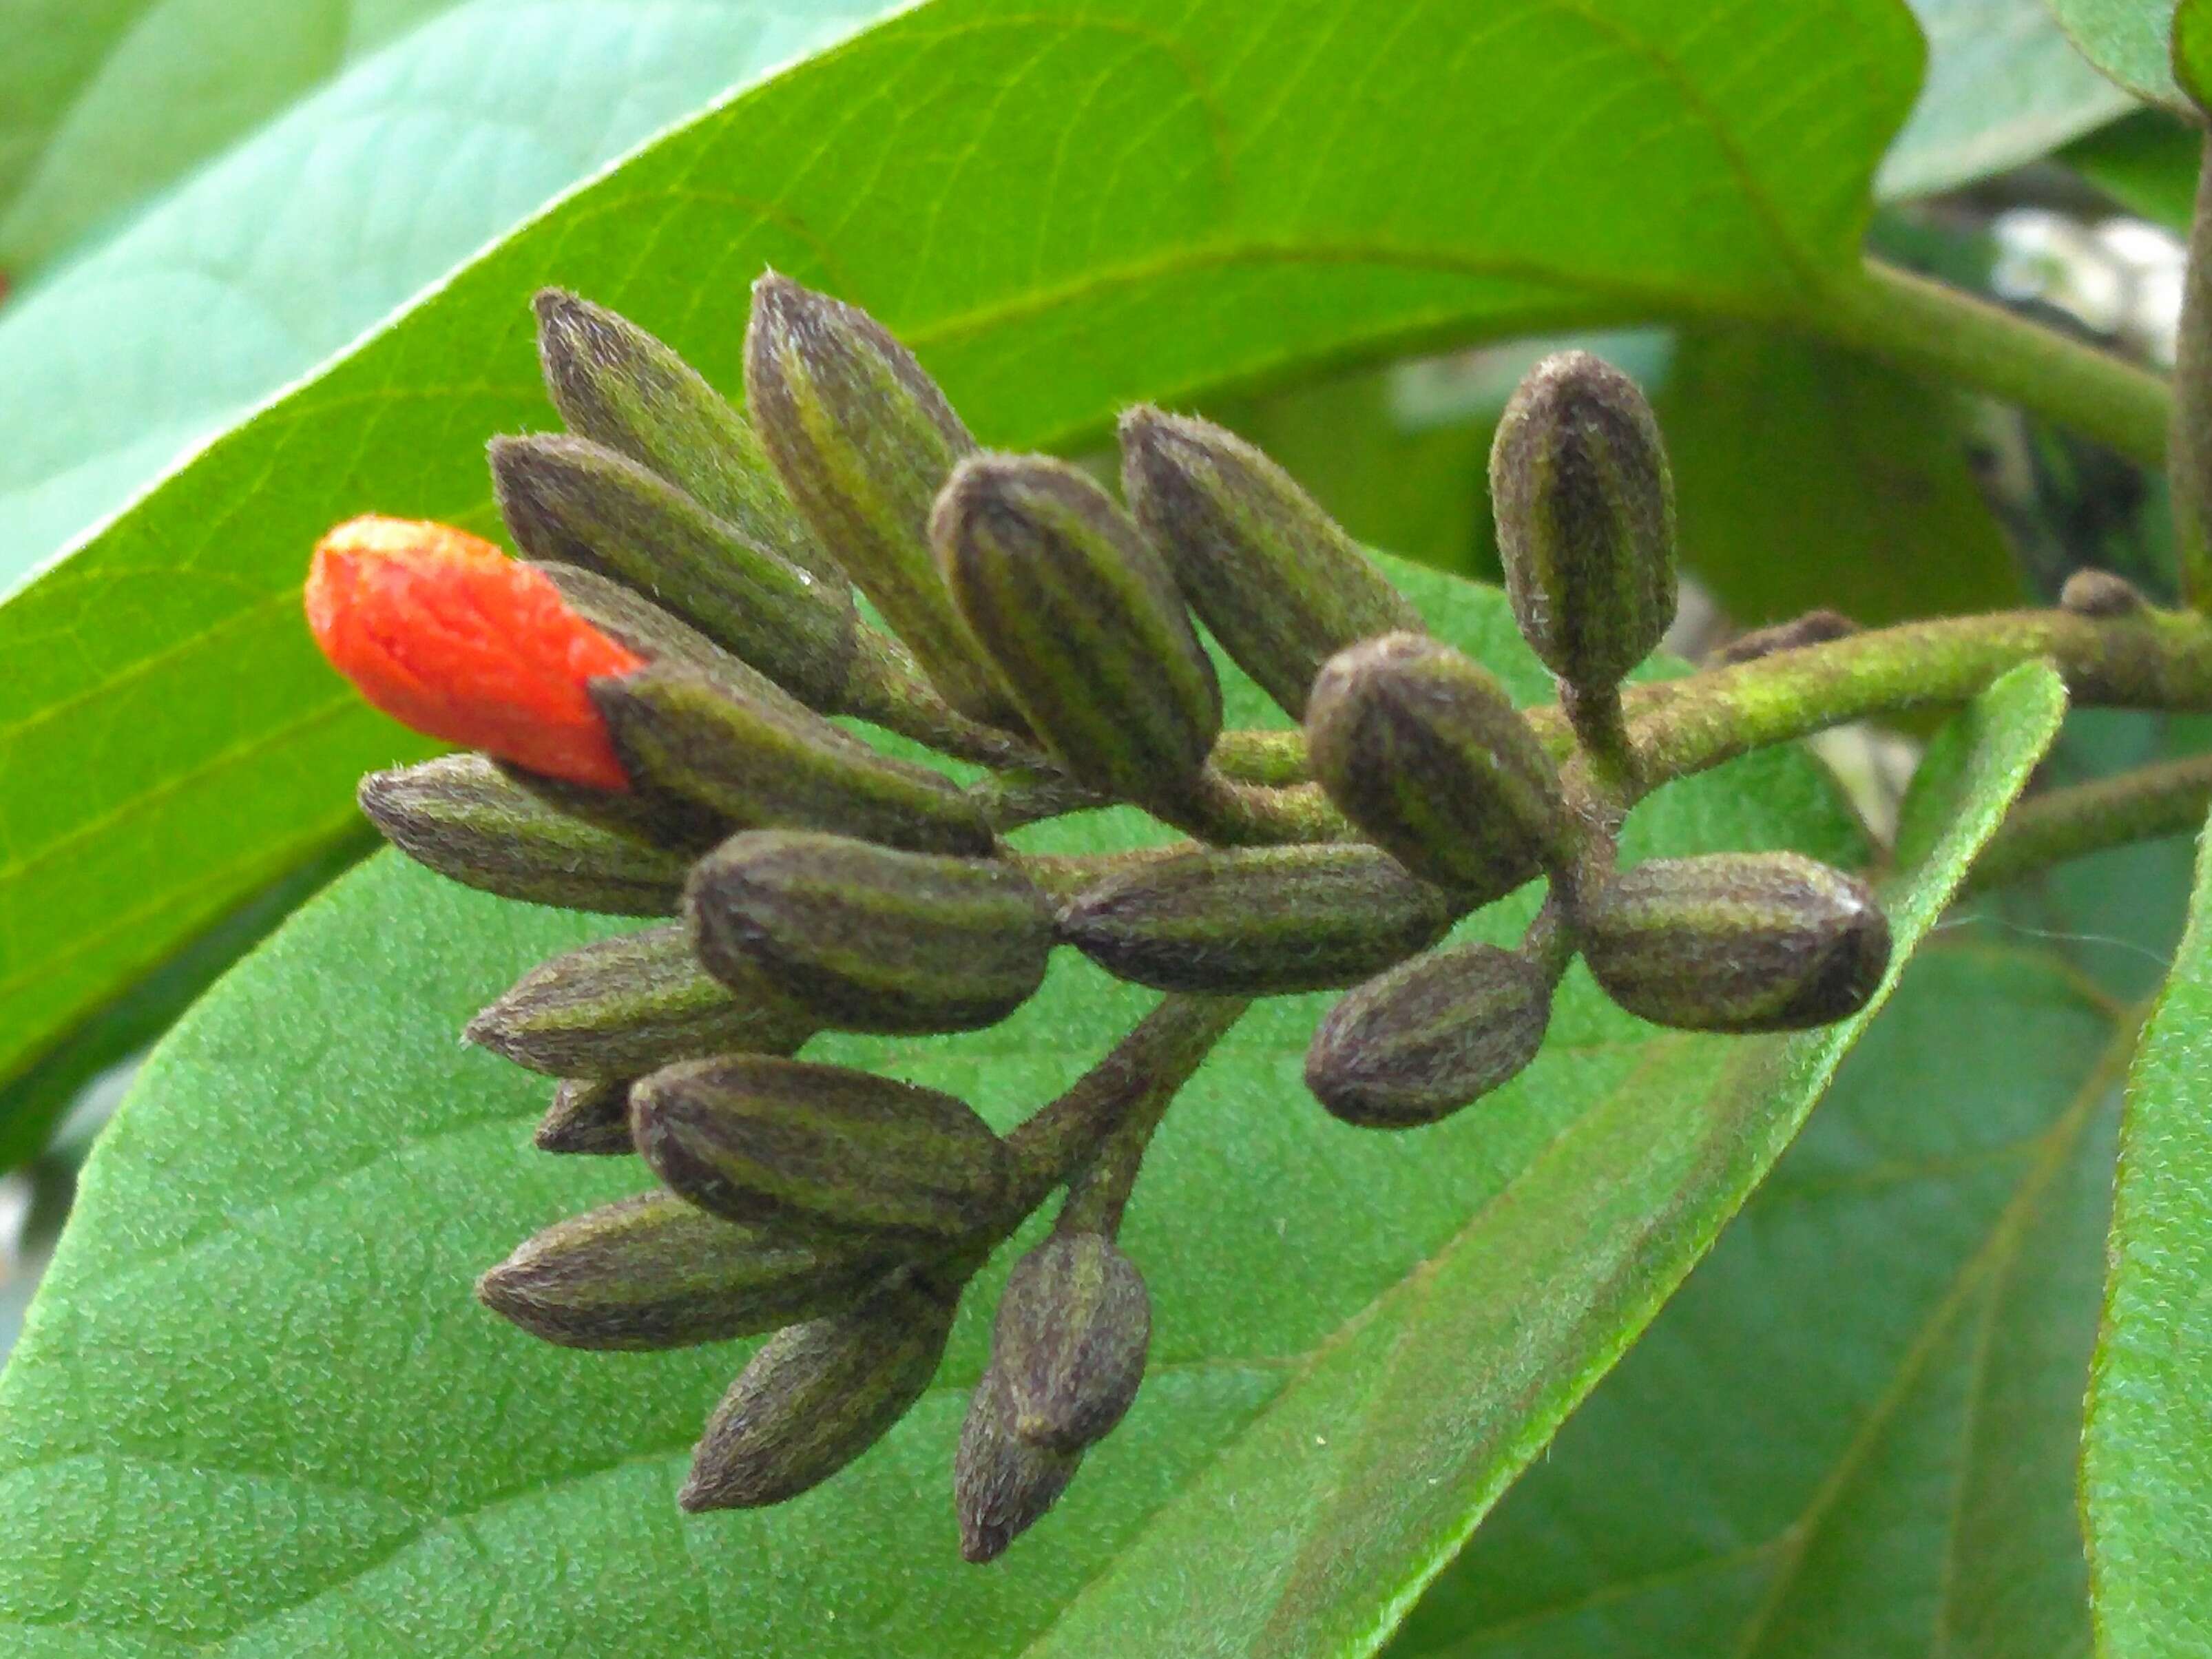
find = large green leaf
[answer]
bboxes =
[0,566,2058,1656]
[2083,806,2212,1656]
[2051,0,2188,108]
[2067,108,2202,230]
[0,0,1926,1100]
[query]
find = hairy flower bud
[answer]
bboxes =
[477,1191,885,1350]
[992,1232,1149,1453]
[465,923,813,1076]
[1490,350,1676,691]
[1304,633,1571,895]
[1709,607,1859,667]
[682,1264,961,1510]
[357,753,689,915]
[534,1076,636,1155]
[1576,853,1890,1032]
[1305,943,1552,1127]
[630,1055,1013,1242]
[492,432,857,707]
[687,831,1054,1034]
[2058,569,2150,618]
[954,1370,1082,1564]
[532,289,833,578]
[1118,406,1423,716]
[1057,843,1454,995]
[306,516,642,789]
[591,664,993,855]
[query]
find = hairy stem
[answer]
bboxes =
[1963,753,2212,896]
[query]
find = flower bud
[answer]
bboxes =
[992,1232,1149,1453]
[305,515,642,789]
[686,831,1054,1034]
[682,1264,961,1510]
[534,1076,636,1155]
[1304,943,1552,1128]
[477,1191,886,1350]
[1056,842,1454,995]
[492,432,857,707]
[743,273,1013,724]
[954,1370,1082,1563]
[932,453,1222,806]
[528,561,740,676]
[1490,350,1676,691]
[1709,608,1858,667]
[532,289,833,579]
[1305,632,1570,896]
[2059,569,2150,618]
[630,1055,1013,1242]
[357,753,689,915]
[465,923,813,1076]
[590,663,994,856]
[1118,406,1422,716]
[1576,852,1890,1032]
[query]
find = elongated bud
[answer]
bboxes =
[682,1264,961,1510]
[631,1055,1013,1242]
[532,289,833,580]
[992,1232,1149,1453]
[1057,843,1454,995]
[530,560,742,675]
[1490,351,1676,691]
[305,516,642,789]
[1576,853,1890,1032]
[687,831,1054,1035]
[591,664,993,855]
[955,1371,1082,1563]
[744,273,1013,724]
[1305,943,1552,1127]
[492,434,858,707]
[1119,406,1422,716]
[933,454,1222,806]
[465,922,813,1076]
[1306,632,1571,896]
[534,1076,636,1154]
[477,1191,886,1350]
[358,754,689,915]
[1710,608,1858,667]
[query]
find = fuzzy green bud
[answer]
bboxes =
[932,453,1222,807]
[534,1076,636,1155]
[955,1370,1082,1564]
[1490,350,1676,691]
[492,432,857,707]
[358,753,689,915]
[465,922,813,1076]
[992,1232,1149,1453]
[1576,852,1890,1032]
[687,831,1054,1035]
[1057,842,1454,995]
[532,289,833,579]
[631,1055,1014,1242]
[591,663,993,856]
[532,560,749,677]
[1305,943,1552,1127]
[682,1263,961,1510]
[1118,406,1422,716]
[477,1191,886,1350]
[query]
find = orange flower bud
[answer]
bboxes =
[306,515,643,790]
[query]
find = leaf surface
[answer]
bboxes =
[2050,0,2187,108]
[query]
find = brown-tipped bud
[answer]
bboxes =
[1576,852,1890,1032]
[492,433,857,707]
[1490,351,1676,691]
[955,1370,1082,1563]
[682,1264,961,1510]
[933,454,1222,807]
[631,1055,1013,1242]
[532,289,833,578]
[686,831,1054,1035]
[1304,633,1572,895]
[992,1232,1149,1453]
[477,1191,886,1350]
[1305,943,1552,1128]
[742,273,1014,724]
[464,922,813,1076]
[1709,608,1860,667]
[591,663,993,856]
[2059,569,2151,618]
[1056,842,1454,995]
[358,754,689,915]
[534,1076,636,1154]
[1118,406,1423,716]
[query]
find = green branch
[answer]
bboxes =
[1964,754,2212,896]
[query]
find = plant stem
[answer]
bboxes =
[1962,754,2212,896]
[2168,131,2212,610]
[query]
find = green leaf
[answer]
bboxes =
[2179,0,2212,105]
[2083,804,2212,1656]
[1386,940,2127,1657]
[0,0,1928,1098]
[0,570,2060,1656]
[2050,0,2188,108]
[2067,108,2202,230]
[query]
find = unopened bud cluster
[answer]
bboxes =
[311,281,1891,1561]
